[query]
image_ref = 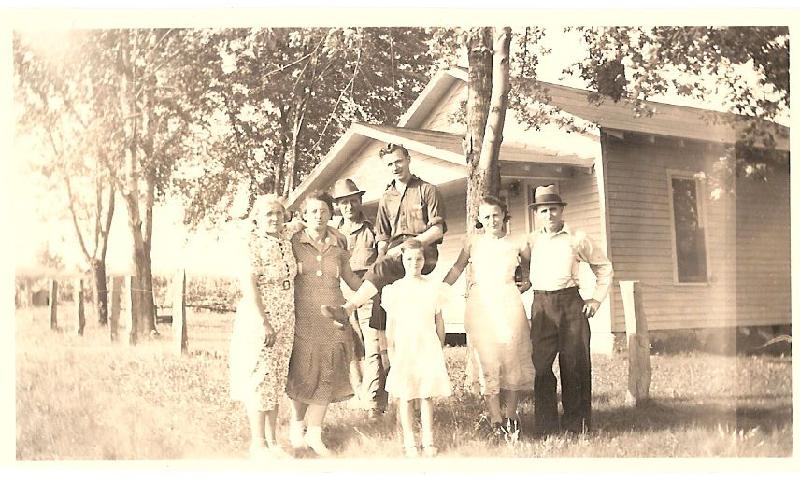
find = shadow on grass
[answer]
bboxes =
[593,398,792,435]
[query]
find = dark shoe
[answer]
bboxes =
[321,304,349,323]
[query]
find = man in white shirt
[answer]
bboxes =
[524,185,613,435]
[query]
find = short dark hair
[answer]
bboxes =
[378,143,409,159]
[301,190,334,214]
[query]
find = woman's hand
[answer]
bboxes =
[516,279,531,293]
[263,321,277,347]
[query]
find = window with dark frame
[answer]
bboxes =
[670,176,708,283]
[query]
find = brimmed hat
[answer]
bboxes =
[331,178,365,200]
[529,184,567,208]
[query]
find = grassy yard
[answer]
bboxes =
[16,305,792,460]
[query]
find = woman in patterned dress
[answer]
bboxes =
[229,194,299,459]
[286,191,363,457]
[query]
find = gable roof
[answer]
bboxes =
[403,68,789,151]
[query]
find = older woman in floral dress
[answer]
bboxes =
[229,194,300,460]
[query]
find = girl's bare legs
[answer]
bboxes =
[486,394,503,424]
[419,398,437,456]
[503,390,519,419]
[305,403,331,456]
[398,399,418,456]
[289,399,309,449]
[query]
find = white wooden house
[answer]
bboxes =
[287,68,790,354]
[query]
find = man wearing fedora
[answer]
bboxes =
[330,178,388,417]
[525,184,613,435]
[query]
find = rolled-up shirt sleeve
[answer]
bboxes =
[422,183,447,235]
[576,234,614,303]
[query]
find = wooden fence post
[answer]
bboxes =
[18,279,32,308]
[109,276,122,341]
[48,280,58,330]
[74,278,85,336]
[173,269,188,355]
[127,275,138,345]
[620,280,651,406]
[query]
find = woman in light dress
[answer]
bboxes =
[229,194,300,459]
[443,195,535,443]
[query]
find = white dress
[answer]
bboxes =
[381,277,452,400]
[464,235,534,395]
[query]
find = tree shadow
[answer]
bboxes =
[592,397,792,435]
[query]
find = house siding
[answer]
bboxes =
[735,161,791,326]
[603,133,741,332]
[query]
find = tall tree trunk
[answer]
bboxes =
[464,27,495,237]
[478,27,512,190]
[119,32,155,340]
[139,171,157,334]
[91,259,109,326]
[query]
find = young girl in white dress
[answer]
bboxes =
[443,195,534,443]
[381,238,451,457]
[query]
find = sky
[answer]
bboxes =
[8,20,791,278]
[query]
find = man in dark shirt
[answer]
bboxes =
[322,144,447,330]
[331,178,387,416]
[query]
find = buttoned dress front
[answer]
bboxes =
[286,228,355,405]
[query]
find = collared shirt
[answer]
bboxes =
[527,223,614,302]
[337,214,378,273]
[375,175,447,245]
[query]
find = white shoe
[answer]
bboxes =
[289,421,308,449]
[305,426,332,457]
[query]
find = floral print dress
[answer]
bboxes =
[229,225,298,411]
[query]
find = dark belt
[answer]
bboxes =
[533,286,579,295]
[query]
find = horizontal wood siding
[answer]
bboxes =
[604,135,740,331]
[735,162,791,325]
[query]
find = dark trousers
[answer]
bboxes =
[530,287,592,434]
